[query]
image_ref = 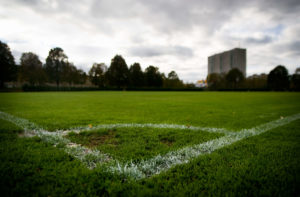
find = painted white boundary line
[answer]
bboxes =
[1,111,299,180]
[0,111,226,170]
[111,113,300,179]
[64,123,234,135]
[0,111,111,167]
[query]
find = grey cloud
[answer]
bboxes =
[288,41,300,51]
[245,36,273,45]
[259,0,300,14]
[11,0,76,11]
[272,40,300,57]
[129,45,193,57]
[7,0,300,35]
[9,0,59,12]
[89,0,300,34]
[89,0,249,34]
[286,41,300,56]
[131,35,145,44]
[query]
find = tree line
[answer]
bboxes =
[0,40,186,89]
[89,57,185,89]
[1,40,299,91]
[206,66,300,91]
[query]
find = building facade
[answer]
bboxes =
[208,48,246,76]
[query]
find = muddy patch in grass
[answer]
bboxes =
[67,129,119,148]
[159,136,175,147]
[86,130,119,148]
[87,130,119,147]
[18,130,35,138]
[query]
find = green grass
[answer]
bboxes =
[0,92,299,131]
[67,127,223,162]
[0,119,23,133]
[139,119,300,196]
[0,91,299,196]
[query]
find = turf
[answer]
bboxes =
[67,127,223,162]
[0,92,299,131]
[138,119,300,196]
[0,91,299,196]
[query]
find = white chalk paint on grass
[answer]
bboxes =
[0,111,111,166]
[110,113,300,179]
[62,123,234,136]
[1,111,300,180]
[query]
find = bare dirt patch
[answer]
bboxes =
[160,138,175,147]
[18,131,35,138]
[87,130,119,147]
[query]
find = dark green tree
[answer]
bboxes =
[61,62,75,85]
[168,71,179,80]
[20,52,46,86]
[129,63,144,87]
[106,55,129,88]
[88,63,107,87]
[145,66,163,87]
[185,83,196,88]
[164,70,184,88]
[225,68,245,89]
[74,69,87,85]
[207,73,225,90]
[267,65,289,91]
[61,62,85,85]
[290,67,300,91]
[245,74,267,90]
[0,41,17,88]
[45,47,68,87]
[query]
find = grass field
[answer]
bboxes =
[0,91,299,196]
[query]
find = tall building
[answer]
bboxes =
[208,48,246,76]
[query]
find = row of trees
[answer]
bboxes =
[207,66,300,91]
[1,40,299,90]
[89,56,184,89]
[21,50,87,86]
[0,40,185,89]
[0,41,87,88]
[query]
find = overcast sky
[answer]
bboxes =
[1,0,300,82]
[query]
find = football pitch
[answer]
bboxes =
[0,92,299,196]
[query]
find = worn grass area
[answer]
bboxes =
[67,127,223,162]
[0,91,300,196]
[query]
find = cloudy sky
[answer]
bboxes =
[1,0,300,82]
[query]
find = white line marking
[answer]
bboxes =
[1,111,299,180]
[111,113,300,179]
[65,123,234,135]
[0,111,111,167]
